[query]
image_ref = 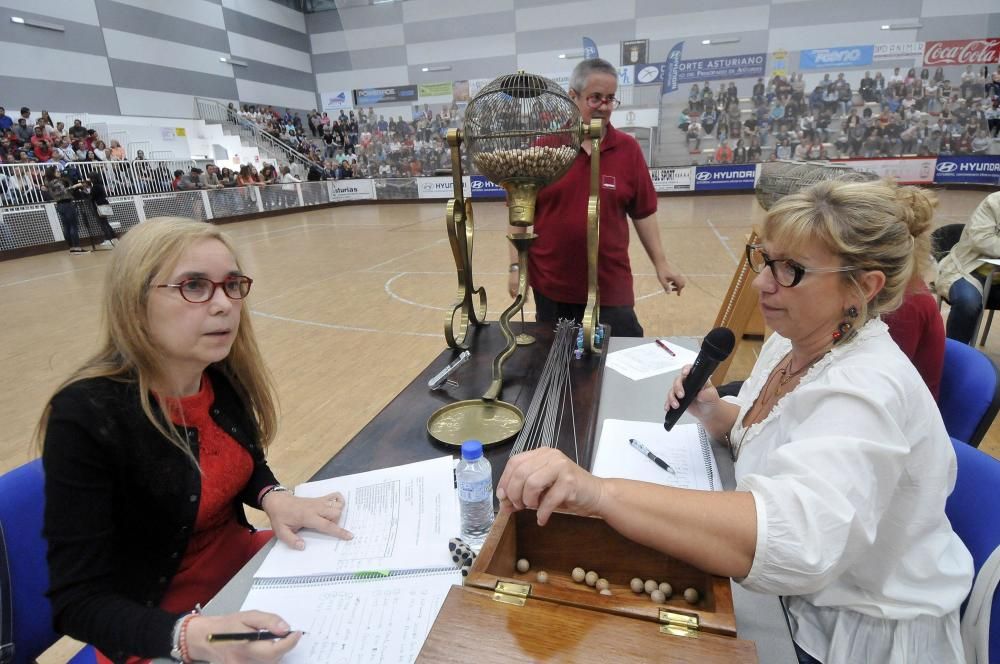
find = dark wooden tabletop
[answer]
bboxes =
[311,321,606,489]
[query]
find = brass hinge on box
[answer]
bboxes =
[493,580,531,606]
[659,609,699,637]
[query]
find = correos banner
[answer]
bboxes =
[830,157,936,185]
[416,176,472,199]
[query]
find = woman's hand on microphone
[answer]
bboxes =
[665,364,723,423]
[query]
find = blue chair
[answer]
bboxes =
[939,339,1000,448]
[947,438,1000,663]
[0,459,95,664]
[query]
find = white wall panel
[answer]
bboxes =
[115,87,200,118]
[103,28,231,77]
[345,24,405,52]
[236,79,317,110]
[227,32,312,72]
[402,0,514,23]
[636,6,770,41]
[921,0,997,17]
[0,0,99,25]
[315,66,409,92]
[515,0,635,31]
[222,0,305,33]
[517,50,589,74]
[110,0,225,30]
[0,43,112,86]
[768,22,910,52]
[310,31,347,55]
[407,33,515,65]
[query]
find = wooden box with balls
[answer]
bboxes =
[417,509,758,663]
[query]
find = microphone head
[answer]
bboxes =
[701,327,736,362]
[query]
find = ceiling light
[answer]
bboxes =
[559,52,584,59]
[10,15,64,31]
[421,65,452,72]
[220,56,249,67]
[881,23,922,30]
[702,38,740,45]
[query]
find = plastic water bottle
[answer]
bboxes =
[457,440,494,548]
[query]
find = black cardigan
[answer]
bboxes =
[42,368,278,662]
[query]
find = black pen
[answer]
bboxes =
[207,630,304,642]
[629,438,675,475]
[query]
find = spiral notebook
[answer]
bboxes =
[241,456,463,663]
[591,419,720,491]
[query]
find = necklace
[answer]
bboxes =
[778,350,828,386]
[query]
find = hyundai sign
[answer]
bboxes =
[693,164,759,191]
[933,156,1000,186]
[799,45,874,70]
[470,175,505,198]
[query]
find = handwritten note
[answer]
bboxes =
[604,341,698,381]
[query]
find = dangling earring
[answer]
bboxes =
[832,306,859,343]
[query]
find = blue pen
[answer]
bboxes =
[629,438,675,475]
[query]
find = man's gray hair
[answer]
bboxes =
[569,58,618,93]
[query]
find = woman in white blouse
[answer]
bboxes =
[497,179,973,664]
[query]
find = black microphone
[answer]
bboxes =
[663,327,736,431]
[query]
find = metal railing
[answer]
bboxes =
[195,98,322,172]
[0,159,195,206]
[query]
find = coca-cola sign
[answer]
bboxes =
[923,39,1000,66]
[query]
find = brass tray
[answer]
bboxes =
[427,399,524,446]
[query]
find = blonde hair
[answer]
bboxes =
[762,178,937,322]
[37,217,278,463]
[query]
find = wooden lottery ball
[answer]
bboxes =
[643,579,658,594]
[536,570,549,583]
[585,570,599,587]
[650,589,666,603]
[630,578,644,593]
[571,567,586,583]
[659,582,673,598]
[684,587,700,604]
[599,588,613,596]
[516,558,530,573]
[595,578,609,591]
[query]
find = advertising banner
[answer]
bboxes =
[583,36,599,60]
[661,41,684,93]
[799,45,874,69]
[873,42,925,61]
[321,90,352,111]
[416,176,472,199]
[933,156,1000,186]
[470,175,506,198]
[453,80,470,102]
[329,178,375,202]
[418,82,453,98]
[693,164,759,191]
[374,178,418,200]
[638,50,765,87]
[649,167,694,192]
[923,39,1000,66]
[831,157,936,184]
[621,39,648,66]
[353,85,418,106]
[771,49,788,78]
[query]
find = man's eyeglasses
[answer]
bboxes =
[745,244,855,288]
[156,276,253,303]
[582,93,621,109]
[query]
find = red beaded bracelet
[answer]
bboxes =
[179,613,196,663]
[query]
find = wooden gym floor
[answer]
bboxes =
[2,189,998,495]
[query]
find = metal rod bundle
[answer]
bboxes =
[509,319,579,463]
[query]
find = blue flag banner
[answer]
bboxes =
[583,37,598,59]
[661,41,684,94]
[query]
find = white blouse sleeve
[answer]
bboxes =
[736,371,911,595]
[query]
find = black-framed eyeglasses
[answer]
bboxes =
[156,276,253,303]
[583,93,621,109]
[745,244,855,288]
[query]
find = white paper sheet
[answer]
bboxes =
[241,570,460,664]
[604,340,698,381]
[254,456,459,579]
[591,419,720,491]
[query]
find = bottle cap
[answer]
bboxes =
[461,440,483,461]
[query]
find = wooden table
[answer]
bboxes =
[311,321,604,488]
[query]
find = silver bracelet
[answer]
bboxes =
[259,484,291,508]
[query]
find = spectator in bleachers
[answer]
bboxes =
[202,164,224,189]
[178,167,202,191]
[33,139,53,163]
[0,107,11,132]
[14,117,33,144]
[68,119,88,140]
[685,118,702,153]
[714,141,733,164]
[108,140,126,161]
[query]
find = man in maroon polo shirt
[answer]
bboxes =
[508,58,685,337]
